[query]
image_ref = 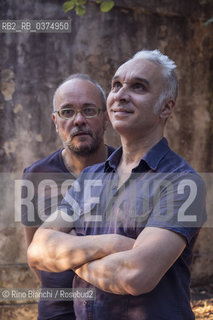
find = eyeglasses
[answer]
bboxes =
[54,106,104,120]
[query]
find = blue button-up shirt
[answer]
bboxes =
[60,138,206,320]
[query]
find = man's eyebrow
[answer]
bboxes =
[59,102,96,109]
[111,76,150,87]
[111,75,119,81]
[132,77,150,87]
[59,103,74,109]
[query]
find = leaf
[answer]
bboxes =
[96,0,102,3]
[76,0,87,5]
[75,5,86,16]
[100,0,114,12]
[204,17,213,25]
[63,0,76,13]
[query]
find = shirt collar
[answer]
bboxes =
[104,137,170,172]
[142,137,170,171]
[104,146,122,172]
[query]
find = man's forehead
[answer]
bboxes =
[56,79,100,101]
[113,58,162,81]
[59,78,94,92]
[55,78,102,108]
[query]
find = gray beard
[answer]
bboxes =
[64,136,103,156]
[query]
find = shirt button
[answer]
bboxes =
[83,300,87,305]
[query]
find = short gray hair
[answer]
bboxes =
[52,73,106,111]
[132,49,178,112]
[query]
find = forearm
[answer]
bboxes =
[74,250,137,295]
[23,226,41,282]
[27,228,135,272]
[74,247,160,295]
[75,227,186,296]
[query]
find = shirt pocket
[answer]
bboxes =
[104,195,153,238]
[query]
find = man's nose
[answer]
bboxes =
[72,111,87,126]
[114,86,130,102]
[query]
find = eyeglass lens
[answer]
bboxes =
[59,106,99,119]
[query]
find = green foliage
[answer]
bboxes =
[100,0,114,12]
[63,0,76,12]
[199,0,213,25]
[77,0,87,4]
[62,0,115,16]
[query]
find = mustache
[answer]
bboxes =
[70,127,93,139]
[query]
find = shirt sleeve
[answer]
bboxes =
[145,172,207,244]
[21,169,74,227]
[21,168,43,226]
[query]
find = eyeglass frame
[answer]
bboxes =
[53,106,105,120]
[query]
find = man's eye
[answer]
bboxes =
[83,107,97,116]
[112,81,122,90]
[132,83,146,90]
[61,109,74,117]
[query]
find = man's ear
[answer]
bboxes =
[160,99,175,121]
[52,113,59,132]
